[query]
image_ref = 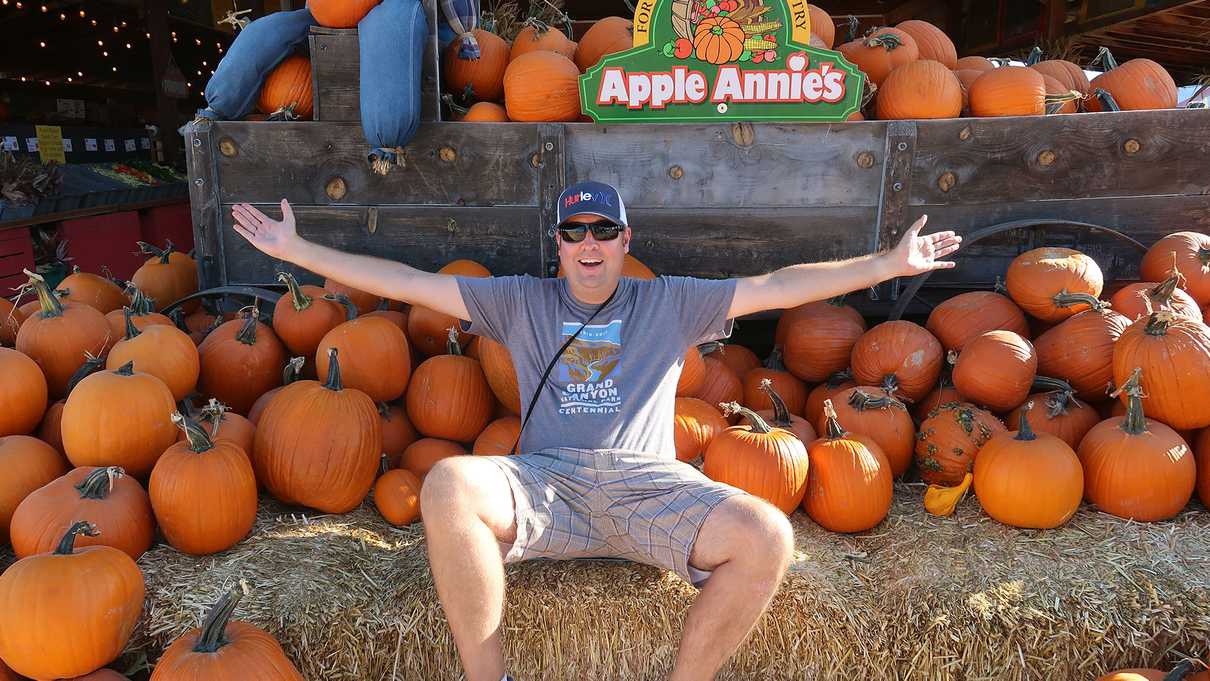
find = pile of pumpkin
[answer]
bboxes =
[2,230,1210,678]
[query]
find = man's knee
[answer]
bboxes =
[725,497,795,575]
[420,457,474,517]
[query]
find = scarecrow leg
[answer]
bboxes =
[671,495,795,681]
[421,457,520,681]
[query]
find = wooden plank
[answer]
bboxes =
[0,198,188,232]
[911,110,1210,206]
[219,204,543,286]
[564,121,889,208]
[624,206,882,279]
[536,124,566,278]
[209,121,541,207]
[184,120,225,289]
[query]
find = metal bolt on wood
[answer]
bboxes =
[192,138,202,147]
[544,142,554,151]
[1038,150,1056,166]
[1124,139,1141,154]
[959,127,971,141]
[893,182,903,192]
[897,142,908,152]
[730,122,755,147]
[219,138,237,157]
[325,177,347,201]
[856,152,875,169]
[937,172,956,193]
[530,153,542,168]
[668,165,684,180]
[439,147,457,162]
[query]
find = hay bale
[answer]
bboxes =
[4,486,1206,679]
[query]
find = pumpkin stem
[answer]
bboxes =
[66,352,106,395]
[1092,88,1121,112]
[720,401,775,434]
[234,305,260,345]
[138,240,174,265]
[1033,376,1081,418]
[763,346,788,372]
[825,368,854,389]
[115,360,136,376]
[277,272,313,312]
[193,583,247,653]
[1198,246,1210,268]
[848,387,906,412]
[324,293,358,321]
[199,398,234,440]
[1014,401,1038,441]
[1162,661,1196,681]
[1026,45,1042,66]
[21,269,65,318]
[446,327,463,356]
[845,15,859,42]
[993,277,1009,296]
[55,521,99,555]
[282,356,306,385]
[171,411,216,452]
[323,347,344,392]
[101,265,126,288]
[1109,367,1149,435]
[75,466,124,500]
[1147,268,1185,308]
[1143,310,1176,336]
[128,286,157,316]
[380,452,390,476]
[1091,46,1118,71]
[168,307,189,333]
[122,307,142,340]
[758,378,792,426]
[821,399,848,439]
[1052,291,1105,313]
[865,31,904,51]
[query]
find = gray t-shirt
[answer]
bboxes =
[457,275,736,457]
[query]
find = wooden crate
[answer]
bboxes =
[0,227,35,295]
[309,0,442,123]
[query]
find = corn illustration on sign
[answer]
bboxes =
[580,0,864,122]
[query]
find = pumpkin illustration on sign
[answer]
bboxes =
[663,0,782,64]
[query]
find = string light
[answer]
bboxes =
[102,50,108,56]
[39,4,45,11]
[90,19,95,25]
[78,9,84,16]
[125,42,131,48]
[15,2,22,8]
[120,20,126,27]
[97,39,104,46]
[112,66,117,72]
[38,40,46,47]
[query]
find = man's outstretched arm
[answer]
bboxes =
[231,199,470,320]
[728,215,961,319]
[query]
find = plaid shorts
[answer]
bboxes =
[485,447,746,587]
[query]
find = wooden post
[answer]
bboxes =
[1045,0,1066,41]
[145,0,182,165]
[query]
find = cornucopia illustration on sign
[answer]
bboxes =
[665,0,785,64]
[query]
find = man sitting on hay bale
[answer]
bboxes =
[231,182,960,681]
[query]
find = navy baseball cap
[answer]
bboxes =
[556,180,628,228]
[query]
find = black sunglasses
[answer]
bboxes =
[557,221,622,243]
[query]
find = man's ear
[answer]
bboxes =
[623,226,632,253]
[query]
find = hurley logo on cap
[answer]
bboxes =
[565,190,615,208]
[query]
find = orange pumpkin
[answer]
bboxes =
[969,66,1046,117]
[406,329,494,442]
[912,379,965,422]
[1110,272,1202,324]
[673,397,728,462]
[926,290,1029,352]
[374,464,422,526]
[973,402,1084,529]
[575,17,632,71]
[952,68,983,113]
[754,378,816,444]
[104,288,172,342]
[1140,231,1210,306]
[0,522,144,680]
[510,19,576,61]
[316,315,412,403]
[407,259,490,357]
[850,320,943,402]
[677,345,706,397]
[693,16,745,65]
[444,28,511,102]
[742,348,807,415]
[802,400,893,532]
[781,299,867,382]
[820,387,914,478]
[323,278,382,315]
[952,330,1037,413]
[15,272,112,400]
[0,435,66,546]
[10,465,153,561]
[954,55,994,72]
[62,362,178,478]
[504,50,582,122]
[197,310,288,416]
[0,347,48,437]
[692,354,743,422]
[247,357,306,425]
[1007,378,1101,449]
[0,297,25,346]
[1033,304,1129,401]
[472,416,522,456]
[1085,48,1176,112]
[804,370,857,426]
[57,267,127,314]
[895,20,956,68]
[131,241,197,313]
[380,403,419,468]
[273,272,349,357]
[1030,59,1090,97]
[809,4,835,48]
[401,437,467,480]
[462,102,510,121]
[1005,247,1104,322]
[186,399,256,455]
[307,0,380,28]
[476,337,521,415]
[253,348,381,513]
[1041,73,1078,114]
[257,55,314,119]
[702,342,761,379]
[838,28,919,86]
[703,403,810,514]
[1112,312,1210,430]
[876,60,962,120]
[915,401,1006,485]
[148,584,304,680]
[106,309,200,402]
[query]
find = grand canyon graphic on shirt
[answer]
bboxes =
[556,319,623,415]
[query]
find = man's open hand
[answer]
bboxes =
[232,199,301,262]
[888,215,961,278]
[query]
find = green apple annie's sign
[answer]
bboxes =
[580,0,865,123]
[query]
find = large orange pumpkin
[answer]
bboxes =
[969,65,1047,117]
[476,337,521,415]
[575,17,632,71]
[1006,378,1101,449]
[1078,368,1195,521]
[850,320,943,402]
[804,370,857,425]
[323,278,381,316]
[380,402,419,468]
[472,416,522,456]
[316,315,412,402]
[10,465,153,561]
[1005,247,1104,322]
[257,55,313,119]
[1041,73,1079,114]
[273,272,349,357]
[754,378,816,444]
[0,347,47,436]
[0,522,144,680]
[62,362,178,478]
[131,241,197,313]
[106,309,200,402]
[444,28,511,102]
[1085,48,1176,112]
[0,296,25,346]
[838,28,919,86]
[1033,304,1128,401]
[504,50,582,122]
[401,437,467,479]
[246,357,306,426]
[955,55,995,72]
[148,584,304,680]
[973,402,1084,529]
[510,19,577,61]
[952,330,1037,413]
[1140,231,1210,306]
[819,387,914,478]
[742,348,807,415]
[1112,312,1210,430]
[694,16,745,65]
[809,4,835,48]
[407,259,490,356]
[0,435,66,545]
[58,267,128,314]
[926,290,1029,352]
[895,20,956,68]
[677,345,706,397]
[461,101,510,121]
[197,310,288,416]
[15,272,112,399]
[1110,273,1202,324]
[693,354,743,422]
[876,60,963,120]
[673,397,728,462]
[104,288,172,342]
[915,401,1006,485]
[781,299,866,382]
[703,403,809,514]
[307,0,380,27]
[254,348,381,513]
[702,341,761,379]
[802,400,893,532]
[1031,59,1090,97]
[406,329,494,442]
[36,355,103,454]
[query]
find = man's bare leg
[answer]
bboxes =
[421,457,520,681]
[669,495,795,681]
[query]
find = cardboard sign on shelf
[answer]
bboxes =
[25,138,38,153]
[124,139,137,152]
[2,137,17,152]
[85,138,98,151]
[35,125,66,164]
[62,138,73,153]
[104,139,116,152]
[579,0,863,123]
